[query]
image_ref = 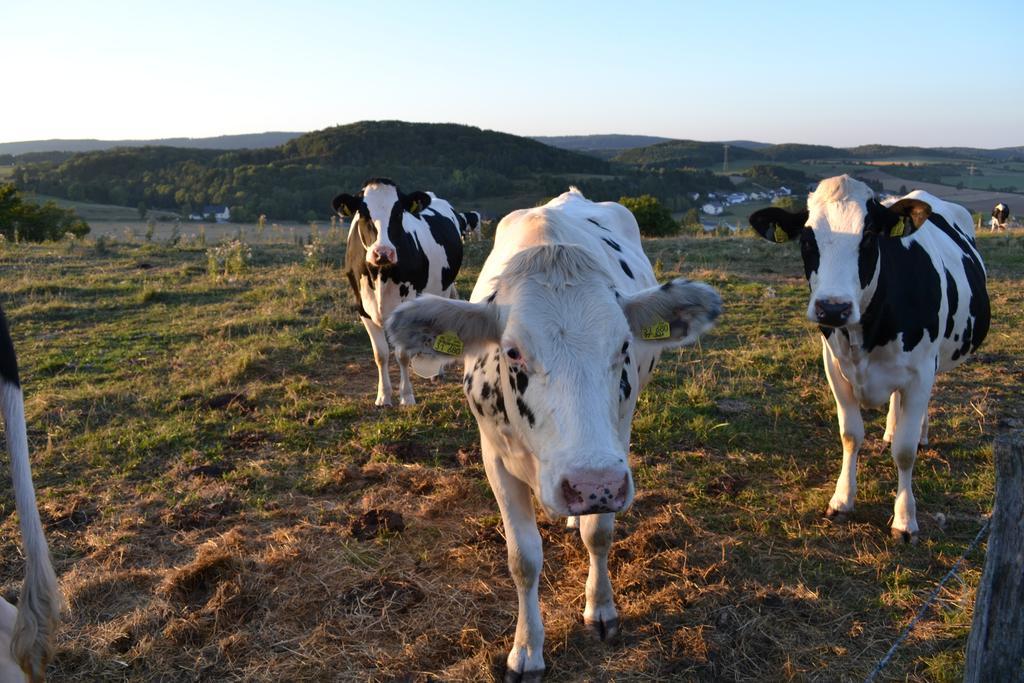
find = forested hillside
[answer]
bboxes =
[12,121,732,220]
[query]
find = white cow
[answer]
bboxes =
[387,188,721,679]
[750,176,989,542]
[0,309,61,682]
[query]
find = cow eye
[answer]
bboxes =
[506,347,521,361]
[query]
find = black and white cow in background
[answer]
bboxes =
[455,210,482,242]
[990,202,1009,231]
[750,175,989,543]
[387,188,721,679]
[0,307,62,682]
[334,178,463,406]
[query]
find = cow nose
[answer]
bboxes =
[561,472,631,515]
[814,300,853,327]
[370,246,396,265]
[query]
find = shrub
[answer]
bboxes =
[618,195,679,237]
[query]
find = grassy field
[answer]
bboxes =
[0,229,1022,681]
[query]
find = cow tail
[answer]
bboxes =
[2,378,61,681]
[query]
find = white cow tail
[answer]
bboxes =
[2,380,61,681]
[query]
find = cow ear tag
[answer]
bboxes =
[773,225,789,243]
[408,200,420,214]
[641,320,671,340]
[890,218,905,238]
[433,331,464,356]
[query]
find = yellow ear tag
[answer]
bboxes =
[432,331,463,356]
[409,201,420,214]
[641,320,671,340]
[773,226,789,243]
[891,219,905,238]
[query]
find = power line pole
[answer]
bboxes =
[723,144,729,173]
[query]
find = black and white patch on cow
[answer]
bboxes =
[0,306,62,682]
[750,175,989,543]
[334,178,463,406]
[387,187,721,679]
[455,210,482,242]
[990,202,1009,231]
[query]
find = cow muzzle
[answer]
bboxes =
[813,299,855,327]
[560,469,632,516]
[368,245,397,267]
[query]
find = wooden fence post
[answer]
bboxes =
[964,430,1024,682]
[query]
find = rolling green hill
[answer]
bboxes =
[12,121,732,221]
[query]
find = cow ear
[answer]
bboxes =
[748,207,809,243]
[332,193,362,218]
[386,295,502,376]
[619,279,722,348]
[403,191,432,216]
[868,198,931,238]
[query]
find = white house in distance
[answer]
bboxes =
[701,203,724,216]
[189,205,231,223]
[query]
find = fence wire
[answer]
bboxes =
[863,518,992,683]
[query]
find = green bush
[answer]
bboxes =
[0,183,89,241]
[619,194,679,237]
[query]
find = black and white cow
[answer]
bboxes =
[750,175,990,543]
[387,188,721,679]
[333,178,463,406]
[990,202,1009,231]
[0,307,61,682]
[455,210,482,242]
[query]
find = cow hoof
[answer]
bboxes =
[891,528,919,544]
[504,668,544,683]
[565,516,579,530]
[585,616,619,641]
[825,506,851,522]
[399,396,416,406]
[375,399,392,407]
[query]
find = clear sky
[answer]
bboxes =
[2,0,1020,147]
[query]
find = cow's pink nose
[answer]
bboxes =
[369,246,396,265]
[561,471,631,515]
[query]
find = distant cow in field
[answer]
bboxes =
[750,175,989,543]
[333,178,463,406]
[0,308,61,682]
[387,188,721,679]
[455,210,483,242]
[990,202,1009,231]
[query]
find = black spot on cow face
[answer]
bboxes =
[619,368,631,401]
[399,284,410,298]
[515,368,529,394]
[480,381,492,399]
[516,397,536,427]
[602,237,622,252]
[799,228,820,281]
[619,260,634,279]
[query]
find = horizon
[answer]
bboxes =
[0,124,1019,152]
[2,1,1021,148]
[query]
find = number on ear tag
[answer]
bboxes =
[773,225,789,243]
[432,331,463,356]
[641,320,671,340]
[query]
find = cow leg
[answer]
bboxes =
[888,391,928,446]
[481,436,545,680]
[579,513,619,640]
[362,317,392,406]
[890,382,932,543]
[396,349,415,406]
[823,341,864,518]
[883,391,898,443]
